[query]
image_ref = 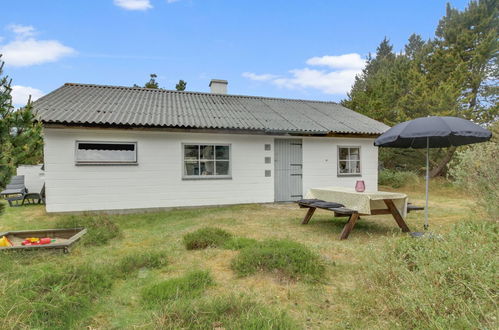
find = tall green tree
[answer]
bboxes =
[175,79,187,91]
[434,0,498,123]
[420,0,497,176]
[343,0,498,177]
[0,56,43,187]
[343,38,412,126]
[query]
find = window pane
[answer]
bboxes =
[339,148,349,160]
[200,145,214,159]
[346,161,353,173]
[339,161,349,173]
[349,148,360,160]
[200,161,215,175]
[215,161,229,175]
[183,144,231,177]
[184,161,199,176]
[215,145,229,160]
[184,145,199,161]
[353,160,360,173]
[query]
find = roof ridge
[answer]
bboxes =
[62,82,340,105]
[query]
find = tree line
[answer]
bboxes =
[342,0,498,176]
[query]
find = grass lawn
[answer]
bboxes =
[0,181,496,329]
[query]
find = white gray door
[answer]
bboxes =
[274,139,303,202]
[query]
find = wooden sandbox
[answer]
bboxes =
[0,228,87,253]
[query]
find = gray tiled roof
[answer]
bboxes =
[33,83,389,135]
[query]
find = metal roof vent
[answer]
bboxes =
[209,79,228,94]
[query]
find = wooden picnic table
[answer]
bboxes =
[298,187,420,239]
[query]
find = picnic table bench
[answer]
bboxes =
[296,198,423,240]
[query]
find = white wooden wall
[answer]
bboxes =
[43,128,379,213]
[43,128,275,212]
[302,136,379,193]
[17,164,44,194]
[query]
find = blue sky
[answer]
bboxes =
[3,0,469,107]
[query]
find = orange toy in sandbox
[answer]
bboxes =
[21,237,55,246]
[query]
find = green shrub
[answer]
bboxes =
[0,258,113,329]
[142,270,213,305]
[116,251,168,277]
[0,200,5,216]
[340,221,498,329]
[231,239,326,282]
[55,214,121,246]
[154,294,298,329]
[223,236,258,250]
[183,227,232,250]
[449,124,499,220]
[379,169,419,188]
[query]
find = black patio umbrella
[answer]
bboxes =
[374,116,492,231]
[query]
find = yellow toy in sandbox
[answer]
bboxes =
[0,236,13,247]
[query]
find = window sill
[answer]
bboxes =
[337,174,362,177]
[75,163,139,166]
[182,176,232,181]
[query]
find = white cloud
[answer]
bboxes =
[0,25,75,67]
[166,0,181,3]
[11,85,44,107]
[114,0,153,10]
[242,53,365,95]
[7,24,36,38]
[1,39,75,67]
[273,68,360,94]
[306,53,365,70]
[242,72,279,81]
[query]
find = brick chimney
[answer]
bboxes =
[209,79,228,94]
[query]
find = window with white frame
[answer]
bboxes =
[183,144,231,178]
[338,146,361,176]
[75,141,137,164]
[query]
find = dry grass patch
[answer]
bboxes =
[183,227,232,250]
[152,294,298,329]
[116,250,168,278]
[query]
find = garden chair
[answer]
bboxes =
[0,176,28,207]
[22,184,45,205]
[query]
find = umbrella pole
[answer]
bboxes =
[424,137,429,231]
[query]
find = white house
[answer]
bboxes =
[33,80,388,213]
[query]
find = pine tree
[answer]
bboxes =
[0,59,15,187]
[0,56,43,187]
[424,0,498,175]
[342,38,410,126]
[342,0,498,176]
[404,34,425,60]
[175,79,187,91]
[434,0,498,123]
[144,73,159,89]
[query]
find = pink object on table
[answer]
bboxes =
[355,180,365,192]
